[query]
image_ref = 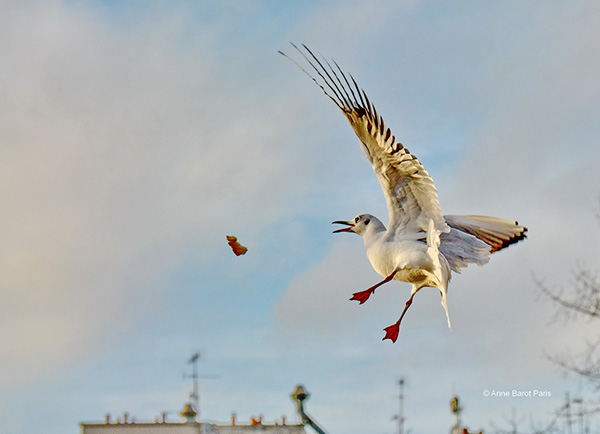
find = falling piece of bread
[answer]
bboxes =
[226,235,248,256]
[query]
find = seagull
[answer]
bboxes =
[280,44,527,342]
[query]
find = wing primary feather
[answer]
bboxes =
[283,43,452,237]
[336,63,361,109]
[373,104,379,130]
[350,73,368,111]
[363,89,377,126]
[278,47,343,111]
[323,58,354,109]
[385,128,391,142]
[333,60,361,109]
[362,88,375,120]
[301,45,349,110]
[289,43,345,109]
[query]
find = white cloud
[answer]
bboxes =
[0,1,319,393]
[2,2,600,434]
[273,2,600,432]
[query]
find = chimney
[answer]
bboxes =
[231,413,237,426]
[105,414,111,425]
[123,413,129,424]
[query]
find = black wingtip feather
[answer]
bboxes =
[282,43,396,149]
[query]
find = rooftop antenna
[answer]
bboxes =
[188,352,200,414]
[398,378,405,434]
[396,378,405,434]
[183,352,220,420]
[565,392,573,434]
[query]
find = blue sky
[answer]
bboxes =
[1,1,600,433]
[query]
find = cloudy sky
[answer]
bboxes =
[1,1,599,433]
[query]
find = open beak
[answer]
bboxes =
[332,220,355,233]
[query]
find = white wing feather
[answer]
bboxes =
[283,45,449,238]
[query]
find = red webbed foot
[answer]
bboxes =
[350,288,375,304]
[382,291,417,343]
[383,321,401,343]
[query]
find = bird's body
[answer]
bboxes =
[362,217,441,289]
[282,44,527,342]
[344,213,452,340]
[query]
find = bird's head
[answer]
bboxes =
[332,214,384,237]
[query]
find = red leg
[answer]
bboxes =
[350,270,397,304]
[383,292,417,343]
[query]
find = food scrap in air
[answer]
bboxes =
[226,235,248,256]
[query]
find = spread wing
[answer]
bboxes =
[281,44,449,237]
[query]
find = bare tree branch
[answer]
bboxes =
[489,407,560,434]
[535,266,600,321]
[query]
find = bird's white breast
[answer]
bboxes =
[365,237,434,280]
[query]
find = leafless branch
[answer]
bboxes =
[489,408,560,434]
[535,266,600,322]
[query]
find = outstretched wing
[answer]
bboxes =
[281,44,449,237]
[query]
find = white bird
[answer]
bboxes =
[281,44,527,342]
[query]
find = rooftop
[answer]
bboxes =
[81,385,315,434]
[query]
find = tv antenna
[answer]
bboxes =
[183,352,220,418]
[397,378,405,434]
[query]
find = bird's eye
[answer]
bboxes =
[355,216,360,223]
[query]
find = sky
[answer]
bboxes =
[1,1,600,433]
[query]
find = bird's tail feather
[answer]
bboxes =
[444,215,527,253]
[426,219,445,285]
[427,219,452,328]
